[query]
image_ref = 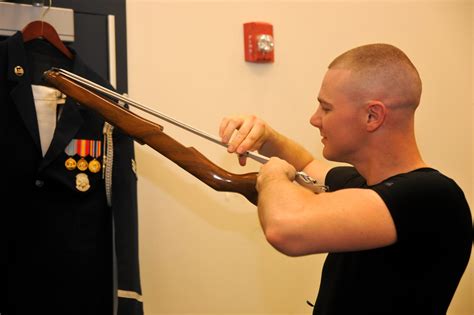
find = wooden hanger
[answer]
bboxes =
[22,20,73,60]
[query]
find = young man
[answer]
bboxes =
[219,43,472,314]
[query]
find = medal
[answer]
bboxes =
[88,159,101,173]
[88,139,102,173]
[65,139,77,171]
[65,157,77,170]
[77,158,88,171]
[76,139,90,171]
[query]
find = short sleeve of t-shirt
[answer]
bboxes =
[325,166,472,247]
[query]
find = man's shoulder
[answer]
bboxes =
[387,167,462,195]
[325,166,363,191]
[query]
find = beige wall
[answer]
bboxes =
[126,1,473,314]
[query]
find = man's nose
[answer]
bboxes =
[309,112,321,128]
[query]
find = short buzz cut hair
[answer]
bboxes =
[328,43,422,109]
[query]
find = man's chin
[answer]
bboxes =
[322,149,342,163]
[322,148,332,160]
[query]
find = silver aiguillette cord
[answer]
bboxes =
[53,68,327,193]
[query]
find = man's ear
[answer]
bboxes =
[366,101,386,132]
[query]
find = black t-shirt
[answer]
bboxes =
[313,167,472,315]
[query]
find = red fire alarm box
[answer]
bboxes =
[243,22,274,63]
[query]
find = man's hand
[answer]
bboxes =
[219,115,273,166]
[256,157,296,192]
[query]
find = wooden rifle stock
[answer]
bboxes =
[43,70,258,205]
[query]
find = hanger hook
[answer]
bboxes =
[40,0,52,21]
[32,0,52,35]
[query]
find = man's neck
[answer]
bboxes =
[353,139,427,186]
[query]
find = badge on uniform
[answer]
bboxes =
[75,173,90,192]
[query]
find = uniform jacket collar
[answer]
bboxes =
[7,31,93,171]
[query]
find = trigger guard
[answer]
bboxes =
[295,172,328,194]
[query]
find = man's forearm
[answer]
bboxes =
[259,130,314,171]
